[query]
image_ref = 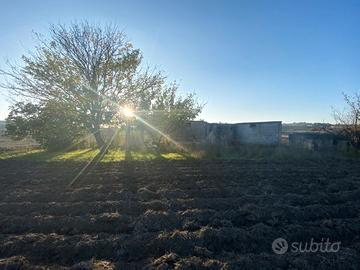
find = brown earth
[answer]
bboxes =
[0,158,360,269]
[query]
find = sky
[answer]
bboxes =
[1,0,360,123]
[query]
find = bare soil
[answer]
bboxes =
[0,158,360,269]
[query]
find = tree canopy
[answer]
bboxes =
[6,101,85,150]
[1,22,202,150]
[332,92,360,149]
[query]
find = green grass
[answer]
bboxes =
[0,145,351,162]
[0,148,195,162]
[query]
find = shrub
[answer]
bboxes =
[6,101,85,151]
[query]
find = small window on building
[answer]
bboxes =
[249,123,256,128]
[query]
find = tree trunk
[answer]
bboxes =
[125,121,131,150]
[139,124,145,150]
[93,129,105,150]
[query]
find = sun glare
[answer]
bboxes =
[122,106,135,118]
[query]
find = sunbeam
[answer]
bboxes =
[82,84,188,152]
[68,128,119,187]
[133,114,188,152]
[67,85,189,187]
[61,129,101,153]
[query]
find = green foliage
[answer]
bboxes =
[1,22,203,149]
[5,102,40,140]
[6,101,85,151]
[137,83,203,147]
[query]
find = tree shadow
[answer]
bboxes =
[125,150,133,161]
[68,149,106,187]
[123,150,138,193]
[154,150,166,160]
[18,150,60,161]
[177,152,195,160]
[52,148,94,161]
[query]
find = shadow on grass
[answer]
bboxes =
[155,150,166,160]
[125,150,132,161]
[50,149,95,161]
[1,148,198,163]
[69,149,108,186]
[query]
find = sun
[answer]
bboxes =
[122,106,135,118]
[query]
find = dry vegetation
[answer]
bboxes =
[0,157,359,269]
[0,136,38,151]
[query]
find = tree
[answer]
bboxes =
[1,22,163,150]
[332,92,360,150]
[138,83,203,147]
[5,102,40,140]
[6,101,85,150]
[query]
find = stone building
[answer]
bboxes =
[288,132,350,151]
[178,120,282,145]
[288,132,333,150]
[82,121,282,148]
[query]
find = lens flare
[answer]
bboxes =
[69,85,190,187]
[83,84,187,151]
[122,106,135,118]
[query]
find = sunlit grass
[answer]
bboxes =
[0,146,347,162]
[0,148,195,162]
[101,149,126,162]
[161,152,187,160]
[0,149,45,160]
[49,149,100,162]
[125,151,157,161]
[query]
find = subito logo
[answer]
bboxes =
[272,238,288,254]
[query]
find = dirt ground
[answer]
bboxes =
[0,158,360,269]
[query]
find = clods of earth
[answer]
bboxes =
[0,159,360,269]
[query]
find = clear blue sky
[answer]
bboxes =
[1,0,360,123]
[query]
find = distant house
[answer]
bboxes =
[178,120,282,145]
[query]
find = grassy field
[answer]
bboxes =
[1,143,353,164]
[1,130,359,162]
[0,148,196,162]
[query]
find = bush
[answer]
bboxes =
[6,101,85,151]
